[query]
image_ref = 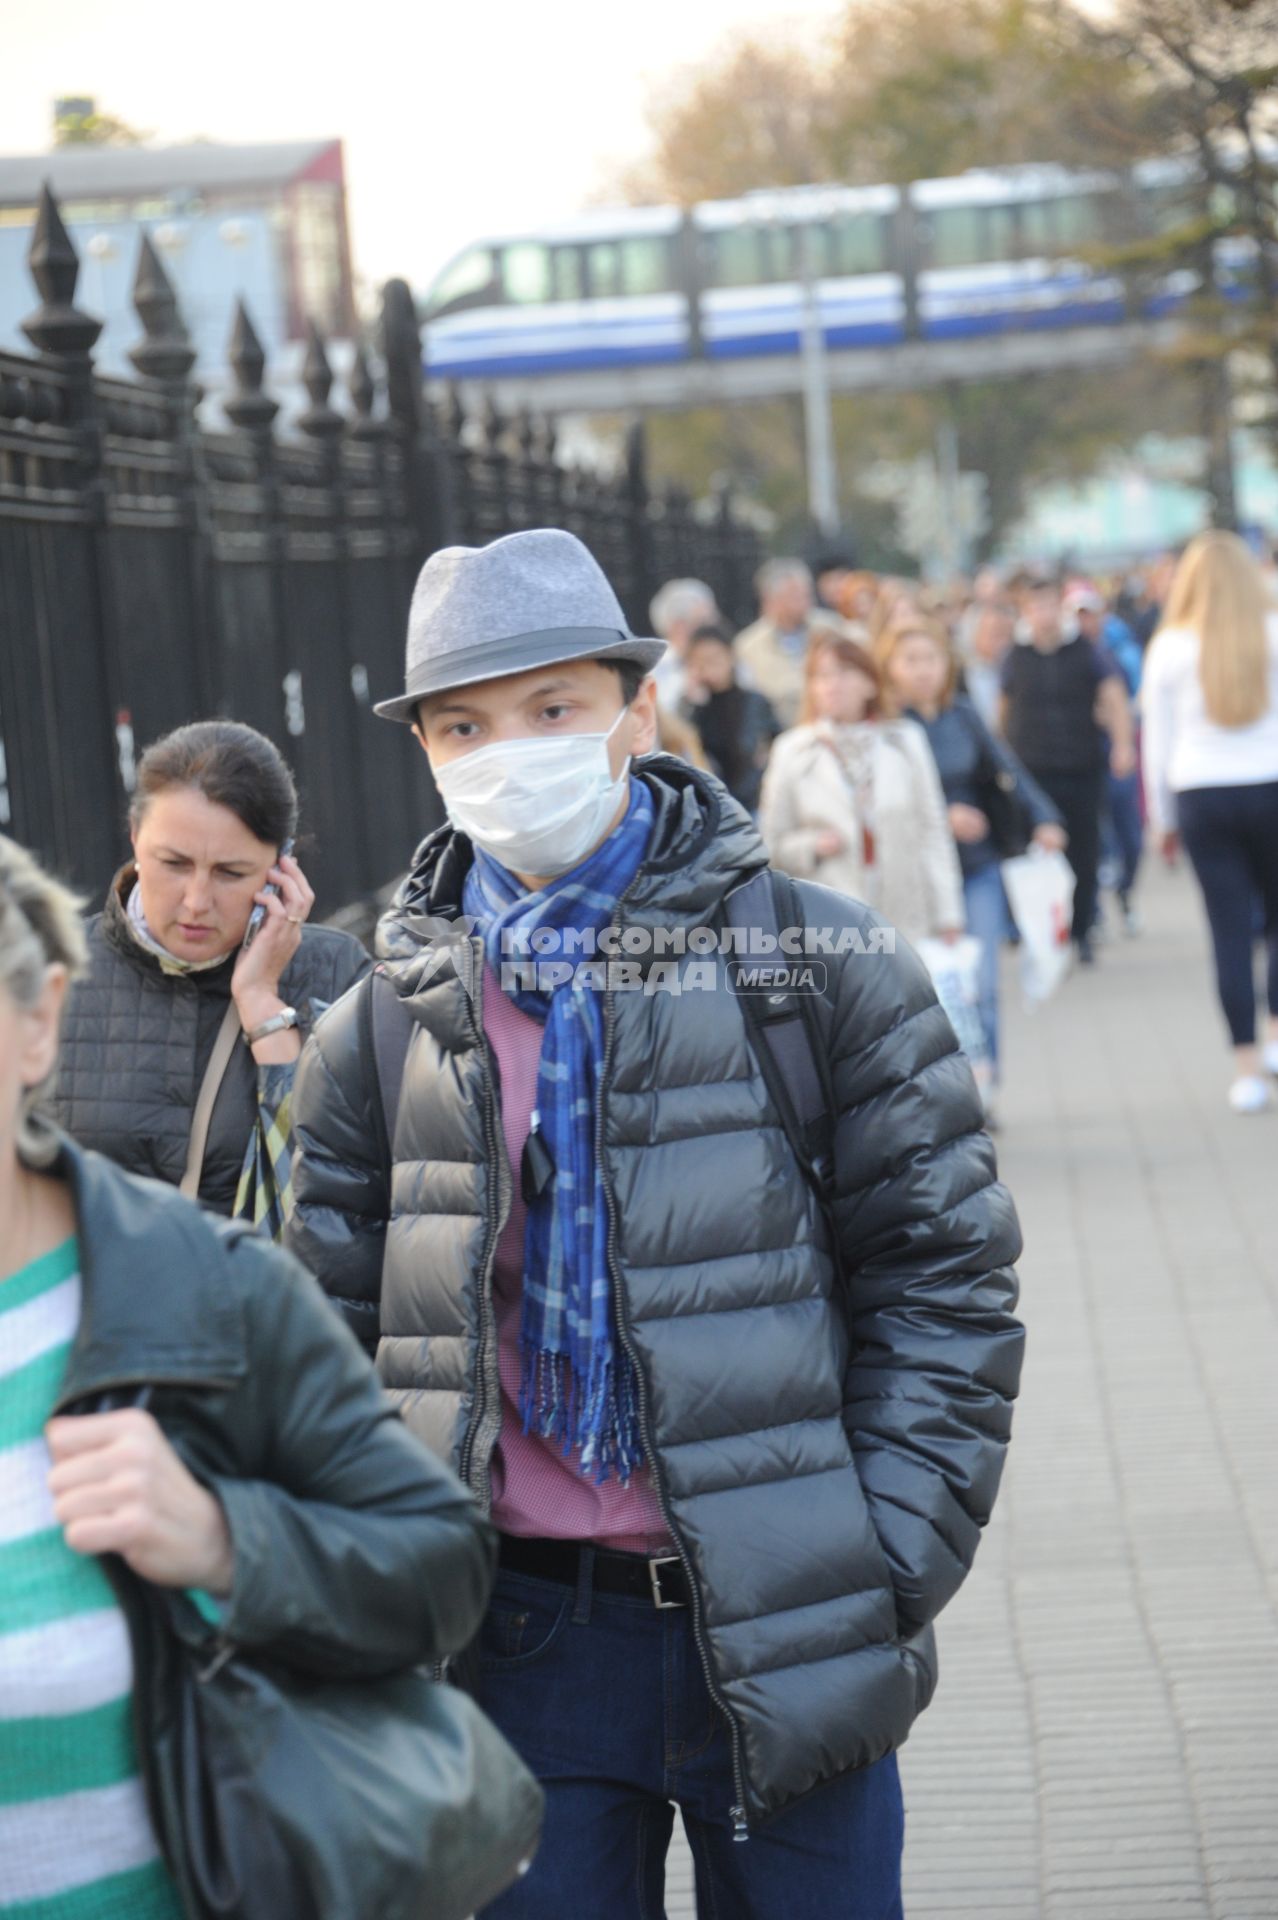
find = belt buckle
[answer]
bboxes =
[648,1554,685,1610]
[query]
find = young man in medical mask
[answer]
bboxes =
[288,529,1024,1919]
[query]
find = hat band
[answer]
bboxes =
[396,625,631,703]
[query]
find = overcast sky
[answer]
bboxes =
[2,0,838,294]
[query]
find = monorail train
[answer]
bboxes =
[419,158,1248,382]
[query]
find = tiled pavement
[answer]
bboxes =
[666,859,1278,1918]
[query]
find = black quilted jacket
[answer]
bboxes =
[286,758,1024,1824]
[52,867,370,1214]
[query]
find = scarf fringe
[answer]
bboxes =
[520,1342,643,1488]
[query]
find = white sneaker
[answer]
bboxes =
[1228,1075,1273,1115]
[1264,1041,1278,1078]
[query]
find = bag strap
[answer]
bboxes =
[364,966,413,1158]
[722,869,836,1211]
[180,1002,242,1201]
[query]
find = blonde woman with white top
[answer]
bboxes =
[1141,531,1278,1114]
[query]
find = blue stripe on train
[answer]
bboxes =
[426,339,691,378]
[920,297,1129,337]
[424,280,1211,378]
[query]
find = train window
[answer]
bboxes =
[1019,195,1099,255]
[588,243,622,298]
[619,237,672,295]
[795,224,830,277]
[587,237,674,298]
[1019,199,1058,254]
[553,248,584,301]
[984,204,1019,262]
[427,246,495,313]
[830,213,886,276]
[707,226,763,287]
[927,206,985,269]
[1053,195,1098,249]
[763,226,795,282]
[504,243,552,304]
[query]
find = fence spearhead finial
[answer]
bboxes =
[129,232,196,385]
[297,318,344,439]
[224,297,279,430]
[21,183,103,359]
[482,391,505,451]
[347,341,384,439]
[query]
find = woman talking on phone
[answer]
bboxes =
[50,722,370,1225]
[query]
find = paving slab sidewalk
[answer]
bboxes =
[665,861,1278,1918]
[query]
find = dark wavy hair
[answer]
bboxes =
[129,721,299,849]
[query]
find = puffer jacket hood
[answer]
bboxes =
[288,755,1024,1825]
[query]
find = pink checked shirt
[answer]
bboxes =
[482,966,672,1553]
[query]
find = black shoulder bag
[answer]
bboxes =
[959,702,1036,861]
[104,1401,542,1919]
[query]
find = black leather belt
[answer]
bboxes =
[498,1533,691,1610]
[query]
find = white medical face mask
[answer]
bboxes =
[432,709,630,878]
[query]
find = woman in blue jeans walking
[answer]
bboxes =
[1142,531,1278,1114]
[879,614,1066,1120]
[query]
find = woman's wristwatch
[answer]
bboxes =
[242,1006,299,1046]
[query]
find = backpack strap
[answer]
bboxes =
[722,869,837,1211]
[361,966,414,1160]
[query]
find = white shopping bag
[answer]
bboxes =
[1000,849,1075,1006]
[915,935,991,1090]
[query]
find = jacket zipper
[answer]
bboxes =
[595,907,753,1841]
[457,935,506,1511]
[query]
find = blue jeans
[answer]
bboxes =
[475,1563,905,1920]
[1101,769,1144,900]
[963,861,1009,1082]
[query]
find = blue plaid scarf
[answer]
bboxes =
[463,778,654,1483]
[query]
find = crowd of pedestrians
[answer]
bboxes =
[1,508,1274,1919]
[662,533,1278,1119]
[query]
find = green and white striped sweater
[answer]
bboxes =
[0,1238,183,1919]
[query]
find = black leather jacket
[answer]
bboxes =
[286,758,1025,1823]
[53,1134,495,1698]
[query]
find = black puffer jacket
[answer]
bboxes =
[287,758,1024,1824]
[52,867,370,1213]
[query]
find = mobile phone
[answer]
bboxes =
[242,837,296,950]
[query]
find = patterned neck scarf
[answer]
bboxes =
[125,881,231,977]
[820,719,879,865]
[462,778,654,1483]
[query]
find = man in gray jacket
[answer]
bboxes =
[287,528,1024,1918]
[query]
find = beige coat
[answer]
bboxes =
[734,618,813,728]
[759,718,965,945]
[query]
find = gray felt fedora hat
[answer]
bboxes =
[374,527,667,723]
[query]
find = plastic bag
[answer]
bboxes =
[915,934,991,1089]
[1000,849,1076,1006]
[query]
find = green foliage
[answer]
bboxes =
[53,107,148,148]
